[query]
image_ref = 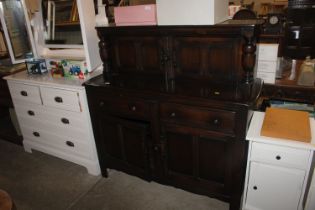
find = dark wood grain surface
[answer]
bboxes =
[86,24,263,210]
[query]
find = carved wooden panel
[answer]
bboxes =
[161,124,232,196]
[110,37,164,75]
[172,37,242,82]
[97,115,150,179]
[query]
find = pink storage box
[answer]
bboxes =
[114,4,157,26]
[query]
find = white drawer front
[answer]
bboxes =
[40,87,81,112]
[21,126,92,159]
[251,142,311,169]
[18,116,88,143]
[14,104,86,130]
[8,82,41,105]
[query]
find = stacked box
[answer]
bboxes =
[156,0,228,25]
[256,44,279,84]
[114,4,157,26]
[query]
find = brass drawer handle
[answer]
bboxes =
[213,119,220,125]
[20,91,28,96]
[61,118,70,124]
[293,91,302,98]
[66,141,75,147]
[275,89,284,98]
[54,96,63,103]
[28,110,35,116]
[130,105,137,111]
[33,132,40,137]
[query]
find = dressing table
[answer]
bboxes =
[261,60,315,105]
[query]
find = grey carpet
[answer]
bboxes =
[0,140,229,210]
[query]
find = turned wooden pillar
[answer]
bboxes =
[242,29,257,84]
[97,30,111,84]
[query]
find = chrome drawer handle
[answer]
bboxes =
[99,101,104,107]
[33,132,40,137]
[170,112,176,117]
[66,141,75,147]
[20,91,28,96]
[28,110,35,116]
[276,155,281,160]
[54,96,63,103]
[61,118,70,124]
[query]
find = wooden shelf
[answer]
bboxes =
[55,21,81,31]
[55,21,80,26]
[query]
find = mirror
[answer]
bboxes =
[0,0,35,64]
[41,0,83,48]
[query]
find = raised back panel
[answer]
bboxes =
[97,24,259,84]
[110,36,163,75]
[172,37,242,82]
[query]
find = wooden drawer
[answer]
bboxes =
[8,82,41,105]
[40,87,81,112]
[18,115,88,143]
[251,142,311,170]
[14,103,86,130]
[160,103,236,135]
[97,97,151,119]
[20,126,92,159]
[262,85,315,103]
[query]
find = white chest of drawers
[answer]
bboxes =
[242,111,315,210]
[5,71,101,175]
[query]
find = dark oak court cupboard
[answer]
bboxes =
[85,22,262,210]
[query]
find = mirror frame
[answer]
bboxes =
[0,0,37,64]
[40,0,84,49]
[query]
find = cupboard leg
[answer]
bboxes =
[230,196,241,210]
[101,168,108,178]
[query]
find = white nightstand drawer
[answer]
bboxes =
[21,126,92,159]
[8,82,41,105]
[40,87,81,112]
[251,142,311,169]
[14,104,86,130]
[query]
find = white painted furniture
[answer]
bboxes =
[5,70,101,175]
[24,0,101,72]
[243,111,315,210]
[156,0,228,25]
[305,167,315,210]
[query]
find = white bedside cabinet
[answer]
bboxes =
[305,167,315,210]
[243,111,315,210]
[5,71,101,175]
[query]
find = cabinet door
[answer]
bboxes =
[245,162,305,210]
[95,115,150,179]
[110,36,164,75]
[171,37,242,82]
[160,124,243,201]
